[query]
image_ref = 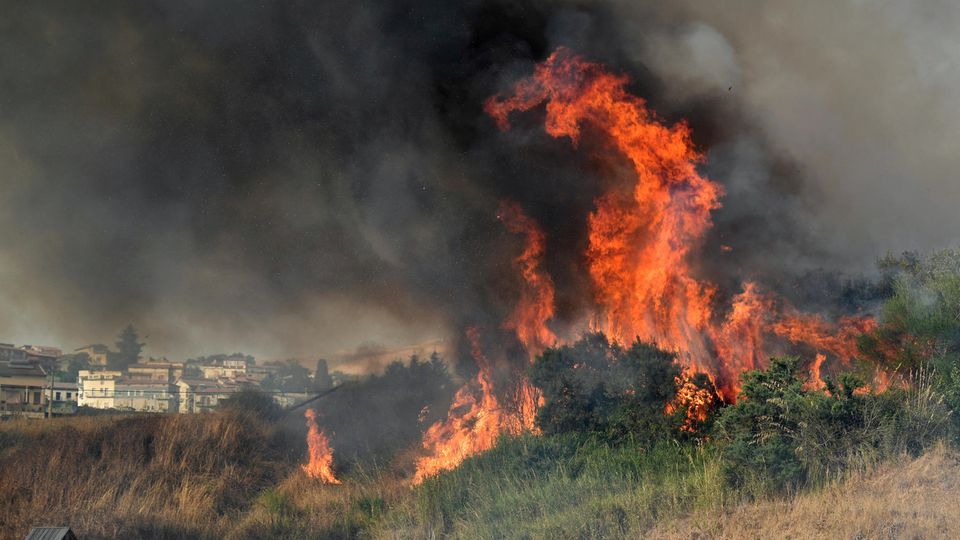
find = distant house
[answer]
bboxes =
[113,379,176,412]
[246,363,281,384]
[0,362,47,418]
[127,361,184,383]
[176,378,244,413]
[0,343,27,363]
[78,370,175,412]
[77,370,123,409]
[44,382,79,416]
[18,345,61,373]
[200,359,247,380]
[75,344,111,367]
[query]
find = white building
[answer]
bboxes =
[44,382,78,416]
[78,370,175,412]
[200,359,247,380]
[113,379,175,412]
[176,378,243,413]
[77,370,123,409]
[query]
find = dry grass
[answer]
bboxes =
[229,465,411,538]
[0,412,297,540]
[651,444,960,540]
[2,413,958,539]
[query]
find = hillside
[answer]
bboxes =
[654,444,960,539]
[1,411,957,539]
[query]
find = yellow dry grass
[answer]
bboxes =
[652,444,960,540]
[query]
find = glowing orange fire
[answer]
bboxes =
[498,200,558,357]
[302,408,340,484]
[413,328,531,483]
[486,48,873,398]
[413,203,553,482]
[414,48,883,482]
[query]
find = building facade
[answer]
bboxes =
[0,362,48,418]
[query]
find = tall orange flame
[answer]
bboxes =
[413,203,553,482]
[414,48,884,481]
[486,48,874,399]
[302,408,341,484]
[498,200,557,357]
[413,328,530,483]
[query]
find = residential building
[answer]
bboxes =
[176,378,243,413]
[0,362,48,418]
[113,379,175,412]
[78,370,175,412]
[44,382,79,416]
[0,343,27,363]
[75,344,111,367]
[127,361,184,383]
[200,359,247,380]
[77,370,123,409]
[246,363,281,384]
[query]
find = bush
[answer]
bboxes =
[714,356,953,495]
[530,333,684,445]
[218,388,284,420]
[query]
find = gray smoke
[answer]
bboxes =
[0,0,956,363]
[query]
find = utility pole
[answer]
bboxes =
[46,368,53,419]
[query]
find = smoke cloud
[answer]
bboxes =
[0,0,957,363]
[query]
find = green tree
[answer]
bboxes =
[56,352,91,382]
[713,356,807,492]
[712,355,949,494]
[858,249,960,436]
[263,359,311,392]
[314,359,333,391]
[111,324,144,370]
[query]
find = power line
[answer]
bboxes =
[72,387,345,397]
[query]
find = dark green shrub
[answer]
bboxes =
[529,333,683,445]
[715,355,952,495]
[218,388,284,421]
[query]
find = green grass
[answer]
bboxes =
[376,434,727,539]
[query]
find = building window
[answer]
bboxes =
[55,391,61,401]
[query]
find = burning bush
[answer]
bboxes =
[315,353,453,465]
[714,356,953,495]
[529,333,703,444]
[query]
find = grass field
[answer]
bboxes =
[1,412,957,539]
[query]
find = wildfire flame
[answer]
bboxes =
[413,48,886,481]
[498,200,558,358]
[486,48,875,397]
[413,328,532,483]
[302,408,341,484]
[413,203,553,482]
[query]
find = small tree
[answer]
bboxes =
[314,359,333,392]
[713,356,807,492]
[111,325,144,370]
[57,352,91,382]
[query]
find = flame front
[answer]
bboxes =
[413,203,553,483]
[486,48,874,398]
[302,408,341,484]
[414,48,882,482]
[413,328,532,483]
[498,200,558,358]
